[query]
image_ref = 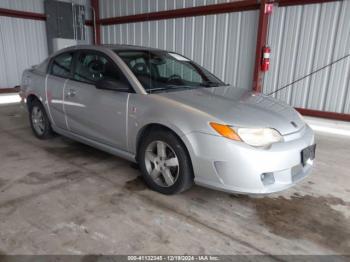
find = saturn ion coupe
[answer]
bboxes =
[20,45,316,195]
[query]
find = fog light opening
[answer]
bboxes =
[261,172,275,186]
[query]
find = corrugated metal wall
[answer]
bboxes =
[0,0,93,89]
[0,0,47,88]
[0,16,47,88]
[1,0,348,114]
[100,0,238,17]
[263,1,350,114]
[100,0,259,89]
[0,0,44,13]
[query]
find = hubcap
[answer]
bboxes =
[144,141,179,187]
[31,106,45,135]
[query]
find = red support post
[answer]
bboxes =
[252,0,271,92]
[91,0,101,45]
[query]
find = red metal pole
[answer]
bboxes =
[91,0,101,45]
[252,0,271,92]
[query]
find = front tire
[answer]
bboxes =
[29,100,54,139]
[138,129,194,195]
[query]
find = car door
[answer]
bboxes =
[64,50,132,150]
[46,51,74,129]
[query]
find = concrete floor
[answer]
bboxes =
[0,103,349,255]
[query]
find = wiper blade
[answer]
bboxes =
[200,81,229,87]
[200,81,220,87]
[148,85,194,92]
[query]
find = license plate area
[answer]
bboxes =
[301,144,316,166]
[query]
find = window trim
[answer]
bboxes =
[70,49,135,93]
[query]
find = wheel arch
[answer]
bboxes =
[26,94,41,110]
[135,123,194,177]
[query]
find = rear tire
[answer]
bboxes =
[138,129,194,194]
[29,99,54,139]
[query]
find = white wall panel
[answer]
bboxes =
[0,0,93,88]
[0,17,48,88]
[0,0,44,13]
[264,1,350,114]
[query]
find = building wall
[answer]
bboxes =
[0,0,47,88]
[100,0,349,114]
[0,0,44,13]
[0,0,93,88]
[100,0,259,90]
[263,1,350,114]
[99,0,240,17]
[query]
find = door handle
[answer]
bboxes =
[66,89,77,97]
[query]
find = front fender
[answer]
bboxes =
[127,93,216,155]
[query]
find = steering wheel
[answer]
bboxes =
[167,74,182,83]
[88,59,105,74]
[131,63,148,75]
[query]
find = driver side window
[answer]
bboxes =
[73,52,127,85]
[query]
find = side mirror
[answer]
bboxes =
[95,79,131,92]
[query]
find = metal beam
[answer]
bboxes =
[0,8,46,21]
[0,87,20,94]
[277,0,340,7]
[296,108,350,122]
[0,7,94,26]
[99,0,260,26]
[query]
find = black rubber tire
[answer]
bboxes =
[28,99,54,139]
[138,129,194,195]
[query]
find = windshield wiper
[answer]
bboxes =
[147,85,194,93]
[200,81,229,87]
[200,81,221,87]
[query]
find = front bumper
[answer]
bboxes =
[183,124,315,194]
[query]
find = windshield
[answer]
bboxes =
[115,50,226,93]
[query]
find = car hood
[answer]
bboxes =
[158,86,305,135]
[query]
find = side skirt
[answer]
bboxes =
[52,126,137,163]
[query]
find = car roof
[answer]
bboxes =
[58,44,166,53]
[104,44,164,52]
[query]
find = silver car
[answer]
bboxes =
[20,45,315,195]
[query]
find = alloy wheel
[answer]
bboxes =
[31,106,45,136]
[144,140,180,187]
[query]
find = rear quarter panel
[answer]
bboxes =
[20,68,47,108]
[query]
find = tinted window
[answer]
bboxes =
[50,52,73,78]
[73,52,128,85]
[116,50,225,93]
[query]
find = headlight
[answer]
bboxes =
[210,122,282,147]
[209,122,241,141]
[237,128,282,147]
